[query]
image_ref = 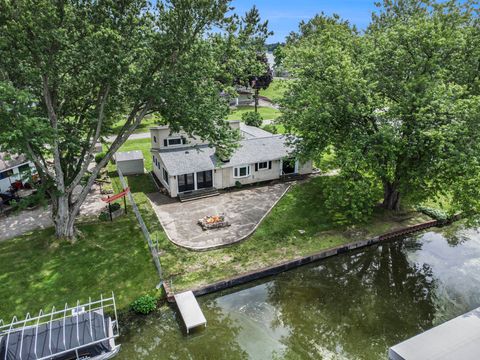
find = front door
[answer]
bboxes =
[197,170,213,189]
[282,158,296,174]
[178,173,195,193]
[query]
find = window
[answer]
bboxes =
[0,169,14,180]
[153,136,157,143]
[233,165,250,178]
[255,161,272,171]
[163,168,169,184]
[168,138,182,146]
[258,162,268,170]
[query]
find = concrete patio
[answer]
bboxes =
[147,182,290,250]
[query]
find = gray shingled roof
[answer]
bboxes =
[154,135,292,176]
[239,123,274,139]
[0,152,28,172]
[115,150,144,162]
[155,146,216,176]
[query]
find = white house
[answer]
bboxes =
[0,152,36,193]
[150,121,313,198]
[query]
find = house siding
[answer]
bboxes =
[216,160,282,188]
[298,160,313,175]
[151,127,206,151]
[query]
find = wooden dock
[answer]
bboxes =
[174,291,207,334]
[389,307,480,359]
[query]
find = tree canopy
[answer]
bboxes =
[281,0,480,220]
[0,0,269,238]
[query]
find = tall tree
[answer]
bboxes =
[232,6,272,111]
[249,53,273,112]
[0,0,260,239]
[281,1,480,217]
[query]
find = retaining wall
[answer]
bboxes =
[164,218,450,302]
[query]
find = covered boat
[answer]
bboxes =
[0,294,120,360]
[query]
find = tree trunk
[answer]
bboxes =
[254,88,259,113]
[52,194,76,239]
[382,182,401,211]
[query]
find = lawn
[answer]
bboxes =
[227,106,282,120]
[0,174,432,320]
[143,176,431,292]
[259,78,292,102]
[109,114,163,135]
[106,137,155,193]
[0,198,159,320]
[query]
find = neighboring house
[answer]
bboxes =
[230,87,254,107]
[0,152,36,193]
[150,121,313,198]
[266,51,290,78]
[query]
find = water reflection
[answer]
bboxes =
[118,225,480,360]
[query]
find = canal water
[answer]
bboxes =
[118,224,480,359]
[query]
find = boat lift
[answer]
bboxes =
[0,294,121,360]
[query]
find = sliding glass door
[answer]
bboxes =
[177,173,195,193]
[197,170,213,189]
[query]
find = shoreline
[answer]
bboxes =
[163,218,449,302]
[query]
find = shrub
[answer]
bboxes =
[95,151,106,165]
[416,205,449,222]
[241,111,263,127]
[235,180,242,189]
[261,124,278,134]
[131,294,157,315]
[98,202,121,221]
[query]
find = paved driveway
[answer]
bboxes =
[0,185,106,241]
[147,182,290,250]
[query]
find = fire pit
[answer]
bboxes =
[198,214,230,230]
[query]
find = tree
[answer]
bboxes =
[241,111,263,127]
[231,6,273,112]
[281,1,480,217]
[249,53,273,112]
[0,0,263,239]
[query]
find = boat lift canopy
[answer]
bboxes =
[0,295,120,360]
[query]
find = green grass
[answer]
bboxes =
[227,106,282,120]
[144,176,430,292]
[109,114,163,135]
[0,196,159,320]
[106,137,156,194]
[259,79,292,102]
[1,171,431,320]
[262,124,286,134]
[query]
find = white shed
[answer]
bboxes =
[115,150,144,175]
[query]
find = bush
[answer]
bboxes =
[241,111,263,127]
[261,124,278,134]
[131,294,157,315]
[235,181,242,189]
[98,202,121,221]
[95,151,106,165]
[416,205,449,222]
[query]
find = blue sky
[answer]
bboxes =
[231,0,379,43]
